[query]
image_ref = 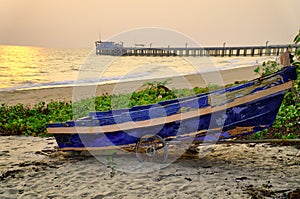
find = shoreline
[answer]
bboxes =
[0,65,259,106]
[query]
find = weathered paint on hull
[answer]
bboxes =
[53,90,285,149]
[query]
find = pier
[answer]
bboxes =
[95,42,299,57]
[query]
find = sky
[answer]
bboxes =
[0,0,299,48]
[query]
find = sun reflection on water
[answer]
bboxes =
[0,45,92,90]
[0,45,45,88]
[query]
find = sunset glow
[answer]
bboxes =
[0,0,299,48]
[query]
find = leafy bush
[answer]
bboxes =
[0,101,73,137]
[251,30,300,140]
[254,60,282,77]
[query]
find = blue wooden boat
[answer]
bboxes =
[47,66,297,162]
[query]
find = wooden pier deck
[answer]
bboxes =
[96,44,299,57]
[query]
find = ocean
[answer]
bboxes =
[0,45,276,92]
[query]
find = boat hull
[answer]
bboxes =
[47,66,297,150]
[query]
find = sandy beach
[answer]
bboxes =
[0,136,299,198]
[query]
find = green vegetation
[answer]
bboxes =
[254,60,282,77]
[106,151,117,178]
[0,101,72,137]
[250,30,300,140]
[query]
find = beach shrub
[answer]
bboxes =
[0,101,73,137]
[270,31,300,138]
[251,31,300,140]
[254,60,282,77]
[128,80,177,107]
